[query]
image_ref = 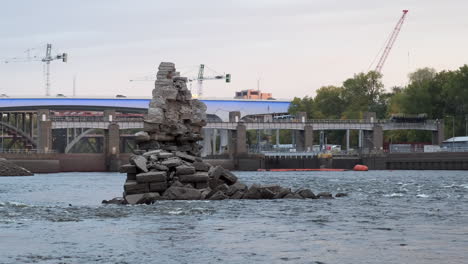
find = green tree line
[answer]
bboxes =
[288,65,468,144]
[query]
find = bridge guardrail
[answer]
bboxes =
[0,149,57,154]
[50,116,145,122]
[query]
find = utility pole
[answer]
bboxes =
[73,75,77,97]
[453,116,455,151]
[447,115,455,151]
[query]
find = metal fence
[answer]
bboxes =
[0,149,57,154]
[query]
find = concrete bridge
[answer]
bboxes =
[0,109,444,171]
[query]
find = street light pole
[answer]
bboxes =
[446,115,455,151]
[465,114,467,137]
[448,116,455,151]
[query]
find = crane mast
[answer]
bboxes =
[3,43,68,96]
[197,64,205,97]
[375,10,409,73]
[41,44,68,96]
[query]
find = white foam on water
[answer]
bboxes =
[416,194,429,198]
[384,193,404,197]
[2,201,29,208]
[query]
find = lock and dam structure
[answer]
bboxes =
[0,97,466,172]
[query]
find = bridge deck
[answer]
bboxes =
[49,117,439,131]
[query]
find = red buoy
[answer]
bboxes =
[353,165,368,171]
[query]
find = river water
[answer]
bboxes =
[0,170,467,264]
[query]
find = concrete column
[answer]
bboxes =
[346,129,350,151]
[295,130,305,151]
[21,113,26,132]
[104,109,116,122]
[38,121,52,153]
[319,130,325,151]
[201,128,211,157]
[304,125,314,152]
[235,123,247,155]
[358,130,363,149]
[432,121,445,145]
[30,113,35,137]
[229,111,241,122]
[37,109,50,122]
[363,112,377,123]
[219,129,228,154]
[14,113,18,128]
[296,112,307,123]
[211,128,217,155]
[276,129,280,147]
[372,125,383,151]
[105,123,120,171]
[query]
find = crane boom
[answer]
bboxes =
[3,43,68,96]
[375,10,408,73]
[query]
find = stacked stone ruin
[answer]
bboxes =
[108,62,343,205]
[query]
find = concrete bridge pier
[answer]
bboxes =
[294,130,305,151]
[37,109,52,153]
[362,125,383,152]
[293,112,309,151]
[226,111,247,156]
[346,129,350,152]
[211,128,218,154]
[105,123,120,172]
[234,123,247,155]
[304,125,314,152]
[201,128,212,157]
[219,129,228,154]
[432,121,445,145]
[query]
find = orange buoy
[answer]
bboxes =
[353,164,368,171]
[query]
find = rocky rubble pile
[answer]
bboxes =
[103,62,345,205]
[114,151,342,205]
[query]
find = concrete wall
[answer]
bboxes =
[0,153,132,173]
[363,152,468,170]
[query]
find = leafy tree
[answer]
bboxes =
[314,86,345,119]
[341,71,384,119]
[288,96,316,119]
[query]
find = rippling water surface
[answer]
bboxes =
[1,170,467,264]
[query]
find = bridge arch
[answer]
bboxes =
[64,129,96,153]
[0,121,37,149]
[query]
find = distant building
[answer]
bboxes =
[234,89,273,100]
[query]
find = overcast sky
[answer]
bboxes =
[1,0,467,99]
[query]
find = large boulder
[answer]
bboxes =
[130,156,148,173]
[136,171,167,183]
[175,164,196,175]
[124,180,149,195]
[162,186,202,200]
[243,184,263,199]
[296,189,317,199]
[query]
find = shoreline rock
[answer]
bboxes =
[0,158,34,176]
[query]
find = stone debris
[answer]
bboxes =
[102,62,339,205]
